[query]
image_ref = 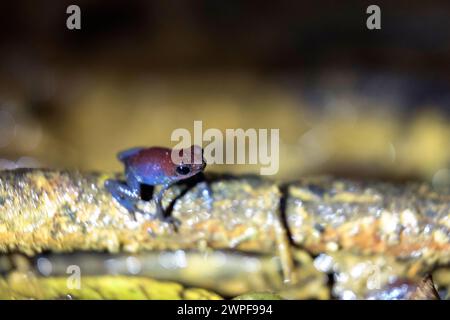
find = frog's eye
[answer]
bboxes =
[176,165,191,175]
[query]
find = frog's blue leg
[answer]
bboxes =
[106,171,181,228]
[105,176,141,219]
[117,147,144,162]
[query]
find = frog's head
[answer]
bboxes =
[170,145,206,180]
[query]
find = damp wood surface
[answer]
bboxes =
[0,169,448,261]
[0,169,449,299]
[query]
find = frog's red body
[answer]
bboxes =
[121,146,204,186]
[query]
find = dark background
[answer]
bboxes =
[0,0,448,184]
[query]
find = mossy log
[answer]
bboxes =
[0,169,449,299]
[1,169,448,259]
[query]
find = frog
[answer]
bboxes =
[105,145,207,227]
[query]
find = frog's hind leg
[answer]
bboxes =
[117,147,144,162]
[104,179,141,220]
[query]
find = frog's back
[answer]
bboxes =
[120,147,174,185]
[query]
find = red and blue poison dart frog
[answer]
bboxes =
[105,145,206,227]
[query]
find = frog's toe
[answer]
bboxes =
[146,207,181,229]
[118,208,138,221]
[162,215,181,230]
